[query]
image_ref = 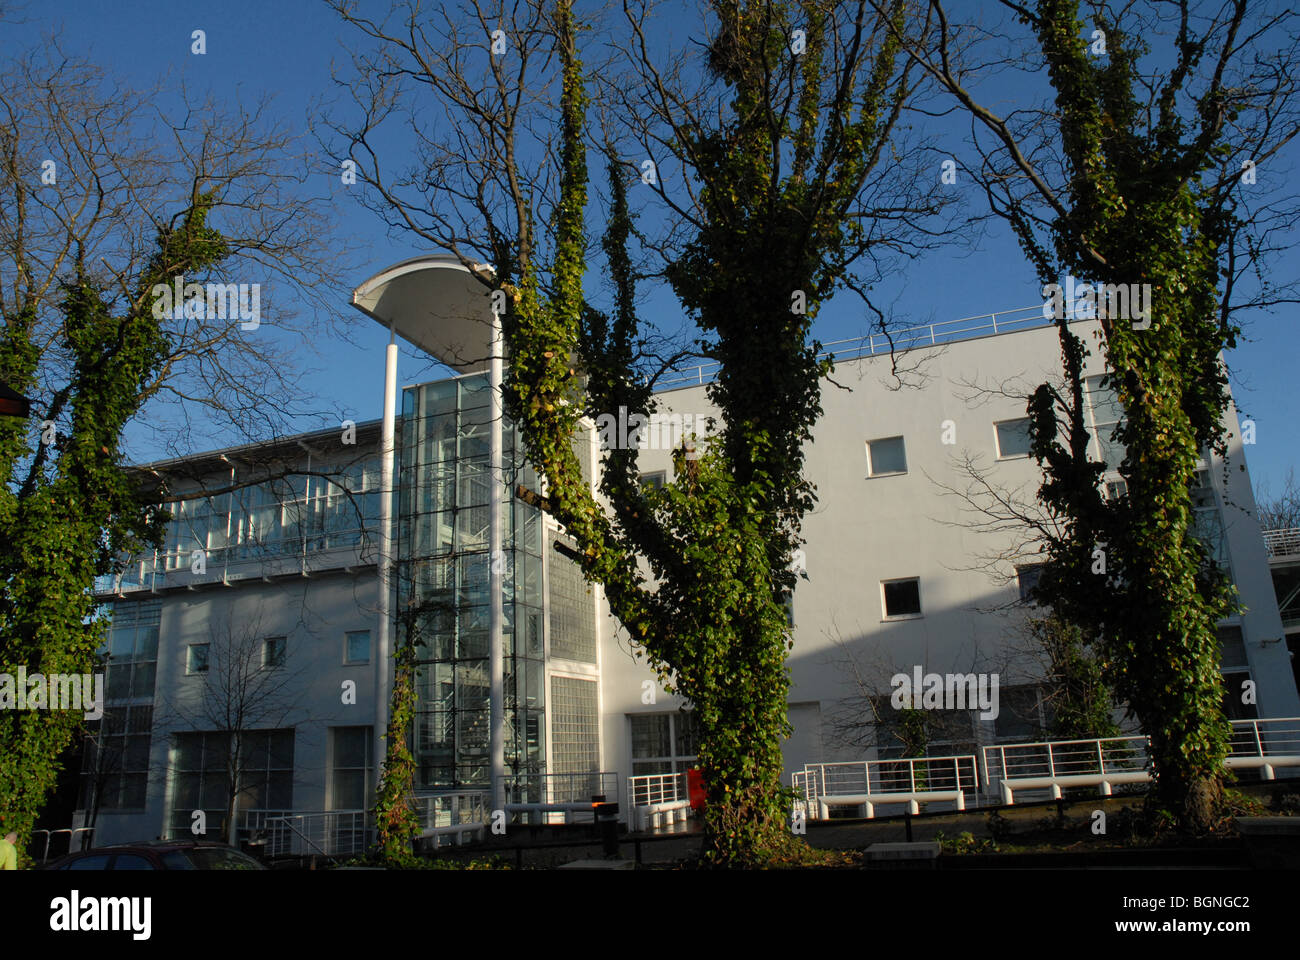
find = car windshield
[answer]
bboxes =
[184,847,265,870]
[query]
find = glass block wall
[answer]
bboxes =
[398,373,546,791]
[549,535,597,663]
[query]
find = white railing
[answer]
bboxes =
[243,809,371,858]
[983,735,1151,804]
[1226,717,1300,777]
[31,827,95,862]
[791,770,815,815]
[655,303,1068,390]
[799,755,978,819]
[415,791,490,846]
[499,771,620,806]
[1263,528,1300,560]
[983,718,1300,804]
[626,772,693,832]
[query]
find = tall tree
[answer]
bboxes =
[898,0,1300,830]
[0,45,334,847]
[327,0,950,864]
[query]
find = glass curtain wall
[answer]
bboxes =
[399,374,545,792]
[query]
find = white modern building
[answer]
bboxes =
[77,256,1300,848]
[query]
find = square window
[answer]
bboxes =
[866,436,907,476]
[186,644,209,674]
[1217,626,1248,670]
[881,578,921,619]
[995,418,1032,459]
[1222,672,1257,721]
[345,630,370,664]
[263,637,286,668]
[1016,564,1044,604]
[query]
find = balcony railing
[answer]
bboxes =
[656,303,1071,390]
[499,771,620,806]
[414,791,490,846]
[1263,528,1300,560]
[242,809,372,858]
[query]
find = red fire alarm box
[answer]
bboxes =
[686,767,706,810]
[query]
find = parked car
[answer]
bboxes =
[44,840,267,870]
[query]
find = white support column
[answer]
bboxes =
[375,329,398,784]
[489,302,506,813]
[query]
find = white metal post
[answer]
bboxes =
[489,299,505,813]
[375,329,398,788]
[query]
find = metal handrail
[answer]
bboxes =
[1262,528,1300,560]
[498,771,621,806]
[984,718,1300,789]
[803,754,979,798]
[627,772,688,808]
[1228,716,1300,758]
[31,827,95,862]
[655,303,1074,390]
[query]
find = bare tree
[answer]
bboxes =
[155,610,309,847]
[0,36,346,842]
[1256,467,1300,531]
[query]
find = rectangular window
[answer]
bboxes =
[167,729,294,839]
[263,637,286,668]
[995,418,1032,459]
[79,705,153,812]
[1217,625,1248,670]
[330,726,373,810]
[630,711,699,776]
[345,630,370,665]
[1016,564,1044,604]
[881,577,922,619]
[1221,672,1257,721]
[640,471,666,492]
[994,686,1044,741]
[866,436,907,477]
[1190,470,1230,570]
[187,644,209,674]
[872,698,976,759]
[1085,375,1126,470]
[101,599,161,703]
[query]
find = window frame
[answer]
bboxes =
[865,435,908,478]
[262,636,287,669]
[186,643,210,675]
[880,576,923,621]
[994,418,1033,460]
[1015,564,1044,605]
[344,630,371,666]
[629,710,699,777]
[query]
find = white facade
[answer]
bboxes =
[604,317,1300,783]
[78,314,1299,846]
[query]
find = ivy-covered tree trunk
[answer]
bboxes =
[493,0,919,866]
[0,201,229,849]
[1030,617,1117,741]
[372,622,421,866]
[332,0,932,865]
[989,1,1249,832]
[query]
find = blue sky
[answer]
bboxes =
[5,0,1296,494]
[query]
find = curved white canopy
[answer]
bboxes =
[351,253,497,373]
